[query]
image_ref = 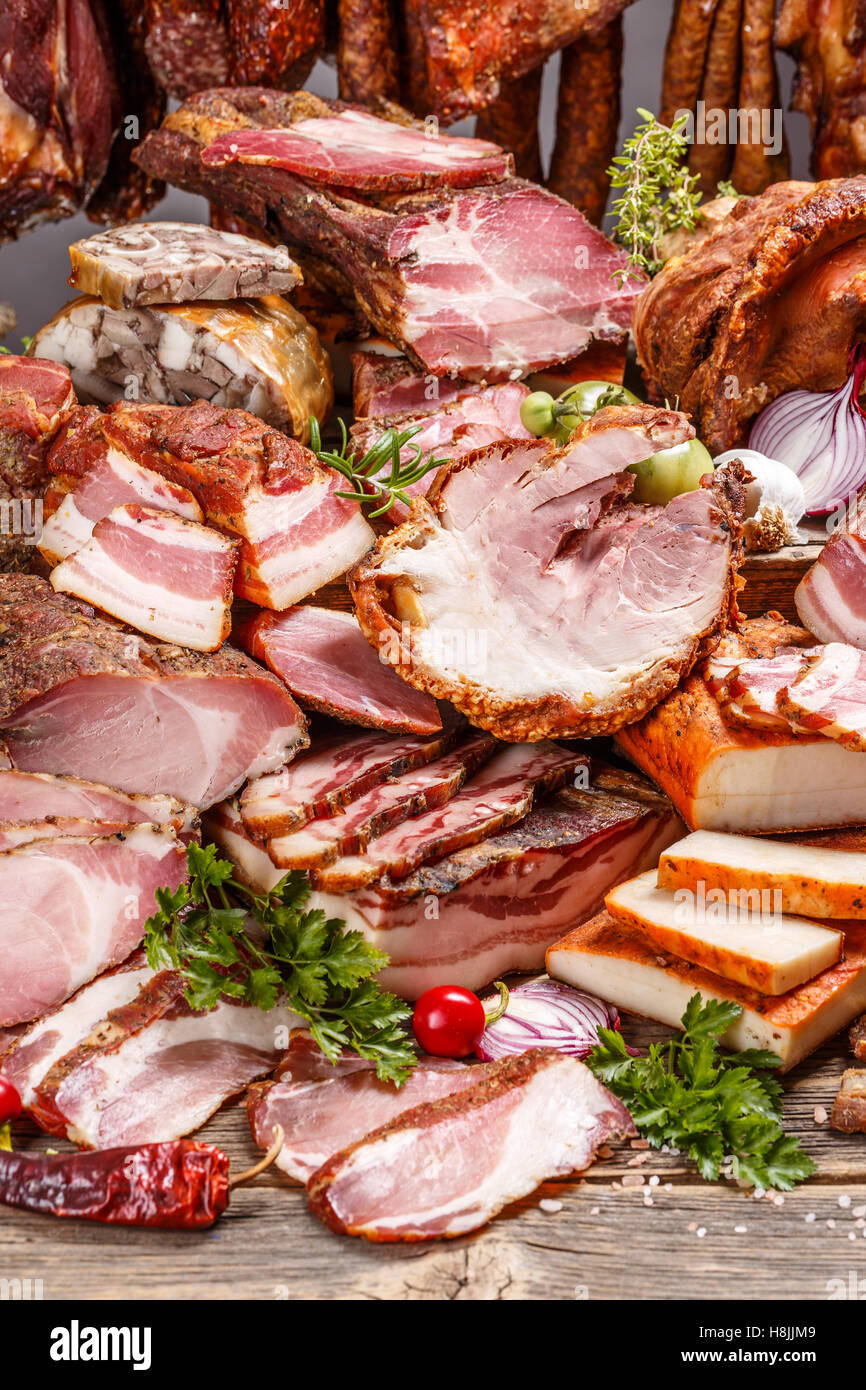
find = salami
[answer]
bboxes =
[225,0,325,88]
[660,0,719,127]
[548,20,623,225]
[730,0,789,193]
[142,0,229,100]
[475,68,543,182]
[687,0,741,195]
[337,0,400,103]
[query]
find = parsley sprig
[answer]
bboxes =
[608,108,703,284]
[145,843,415,1085]
[587,994,817,1191]
[309,415,449,519]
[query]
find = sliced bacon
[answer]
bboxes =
[796,529,866,648]
[50,504,240,652]
[235,606,442,734]
[713,651,815,731]
[0,576,307,809]
[311,742,588,891]
[248,1031,491,1181]
[36,995,302,1148]
[240,725,458,839]
[0,826,187,1028]
[202,110,513,191]
[779,644,866,750]
[38,448,202,566]
[266,734,495,870]
[2,953,155,1109]
[307,1050,635,1240]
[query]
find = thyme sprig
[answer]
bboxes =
[608,108,703,284]
[310,415,450,519]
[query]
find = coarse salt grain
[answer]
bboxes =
[697,1227,707,1238]
[805,1213,816,1223]
[734,1225,748,1234]
[539,1199,563,1214]
[814,1106,828,1125]
[621,1173,645,1188]
[839,1195,852,1209]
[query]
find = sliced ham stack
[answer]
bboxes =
[0,575,307,808]
[234,605,442,733]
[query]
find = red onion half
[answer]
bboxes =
[749,344,866,516]
[476,976,635,1062]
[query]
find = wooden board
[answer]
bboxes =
[2,1019,863,1302]
[739,521,826,623]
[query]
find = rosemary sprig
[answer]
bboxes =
[608,108,703,284]
[309,415,450,519]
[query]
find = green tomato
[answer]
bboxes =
[551,381,642,442]
[520,391,556,437]
[627,438,714,505]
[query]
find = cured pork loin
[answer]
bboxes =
[235,606,442,733]
[616,617,866,832]
[134,88,638,382]
[32,990,302,1148]
[0,826,187,1028]
[248,1031,488,1181]
[632,178,866,450]
[45,401,374,609]
[403,0,636,122]
[240,726,458,838]
[307,1050,635,1240]
[30,294,333,441]
[0,357,74,571]
[49,505,240,652]
[0,0,117,241]
[351,408,745,740]
[213,773,681,997]
[0,576,307,807]
[68,222,302,310]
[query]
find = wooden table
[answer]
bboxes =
[2,1019,863,1302]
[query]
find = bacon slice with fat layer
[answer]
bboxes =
[235,605,442,733]
[50,504,240,652]
[779,643,866,749]
[307,1049,635,1240]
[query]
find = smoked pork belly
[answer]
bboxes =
[0,576,307,807]
[248,1031,491,1181]
[209,776,682,997]
[240,724,458,838]
[46,400,375,609]
[547,913,866,1070]
[68,220,302,309]
[351,407,744,739]
[38,446,203,566]
[311,741,588,892]
[266,735,495,870]
[0,825,187,1028]
[134,87,638,382]
[616,622,866,832]
[33,994,303,1148]
[778,644,866,750]
[307,1050,635,1241]
[30,294,333,441]
[796,502,866,646]
[0,355,74,571]
[50,504,240,651]
[235,605,442,733]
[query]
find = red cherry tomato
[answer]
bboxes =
[412,985,486,1058]
[0,1076,21,1124]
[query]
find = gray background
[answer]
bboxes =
[0,0,812,347]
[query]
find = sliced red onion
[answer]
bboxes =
[749,344,866,516]
[476,976,635,1061]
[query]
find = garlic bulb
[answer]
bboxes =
[713,448,806,552]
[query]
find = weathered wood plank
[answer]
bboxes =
[738,521,825,623]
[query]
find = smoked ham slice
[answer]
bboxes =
[307,1050,635,1240]
[266,735,495,870]
[779,644,866,750]
[351,407,744,740]
[0,826,187,1028]
[68,220,302,309]
[240,725,457,838]
[0,576,307,807]
[45,401,374,609]
[311,742,587,891]
[248,1031,490,1181]
[0,768,194,830]
[202,110,514,191]
[50,504,240,651]
[235,606,442,733]
[352,350,475,419]
[38,447,203,566]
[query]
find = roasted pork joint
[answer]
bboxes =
[351,409,744,740]
[307,1050,635,1241]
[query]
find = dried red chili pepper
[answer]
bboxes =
[0,1141,230,1229]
